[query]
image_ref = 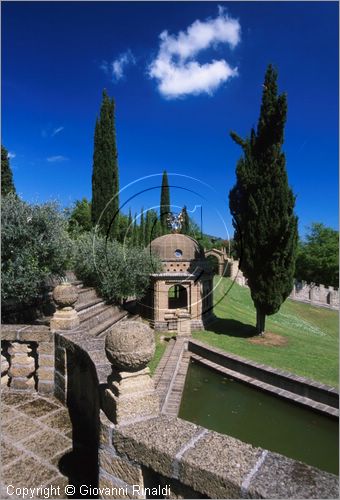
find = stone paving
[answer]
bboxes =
[1,390,72,499]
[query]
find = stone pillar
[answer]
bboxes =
[103,321,159,425]
[50,281,79,332]
[8,342,36,390]
[37,341,54,394]
[99,322,159,498]
[176,309,191,337]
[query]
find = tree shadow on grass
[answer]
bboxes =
[205,316,257,338]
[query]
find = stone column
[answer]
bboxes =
[50,281,79,332]
[103,321,159,425]
[8,342,36,390]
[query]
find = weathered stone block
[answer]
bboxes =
[38,367,54,380]
[179,431,262,498]
[55,347,66,374]
[38,380,54,394]
[113,416,200,478]
[39,354,54,367]
[247,451,339,499]
[19,326,52,342]
[37,342,54,355]
[99,448,144,485]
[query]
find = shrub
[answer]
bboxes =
[1,194,73,304]
[73,231,161,303]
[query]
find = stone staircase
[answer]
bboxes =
[65,272,132,337]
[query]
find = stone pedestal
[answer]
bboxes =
[104,367,159,424]
[104,321,159,425]
[50,307,79,332]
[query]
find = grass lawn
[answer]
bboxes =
[148,331,169,374]
[192,277,339,387]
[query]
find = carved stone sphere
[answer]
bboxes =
[105,321,155,372]
[53,282,78,308]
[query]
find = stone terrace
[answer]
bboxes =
[1,390,72,499]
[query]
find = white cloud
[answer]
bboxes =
[51,126,64,137]
[149,7,241,98]
[47,155,68,163]
[101,49,136,82]
[8,152,16,159]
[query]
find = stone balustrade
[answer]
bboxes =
[1,325,54,394]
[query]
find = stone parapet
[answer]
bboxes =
[111,415,338,499]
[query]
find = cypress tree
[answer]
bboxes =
[139,208,145,247]
[160,170,170,233]
[229,64,298,334]
[127,209,133,245]
[144,210,151,247]
[1,145,16,196]
[91,90,119,238]
[132,213,138,247]
[181,206,190,234]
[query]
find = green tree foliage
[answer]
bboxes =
[2,194,72,304]
[160,170,170,233]
[229,65,298,334]
[73,231,162,303]
[1,145,16,196]
[91,90,119,238]
[67,198,92,235]
[295,223,338,287]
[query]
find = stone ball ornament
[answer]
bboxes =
[105,321,155,372]
[52,282,78,309]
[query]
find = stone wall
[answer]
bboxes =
[1,325,54,394]
[228,259,339,309]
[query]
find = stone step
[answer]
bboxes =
[88,311,129,337]
[78,300,107,321]
[76,287,98,304]
[75,298,103,312]
[81,305,116,330]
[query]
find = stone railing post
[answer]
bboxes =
[8,342,36,390]
[103,321,159,425]
[50,281,79,332]
[99,322,160,498]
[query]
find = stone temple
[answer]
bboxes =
[140,233,213,332]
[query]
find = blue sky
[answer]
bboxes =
[2,1,338,239]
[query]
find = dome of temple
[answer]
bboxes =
[149,233,205,261]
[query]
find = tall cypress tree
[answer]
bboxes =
[91,90,119,238]
[160,170,170,233]
[181,206,190,234]
[139,208,145,247]
[132,213,138,247]
[1,145,16,196]
[144,210,151,247]
[229,64,298,334]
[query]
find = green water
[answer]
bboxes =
[179,360,339,475]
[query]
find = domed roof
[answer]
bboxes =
[149,233,205,261]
